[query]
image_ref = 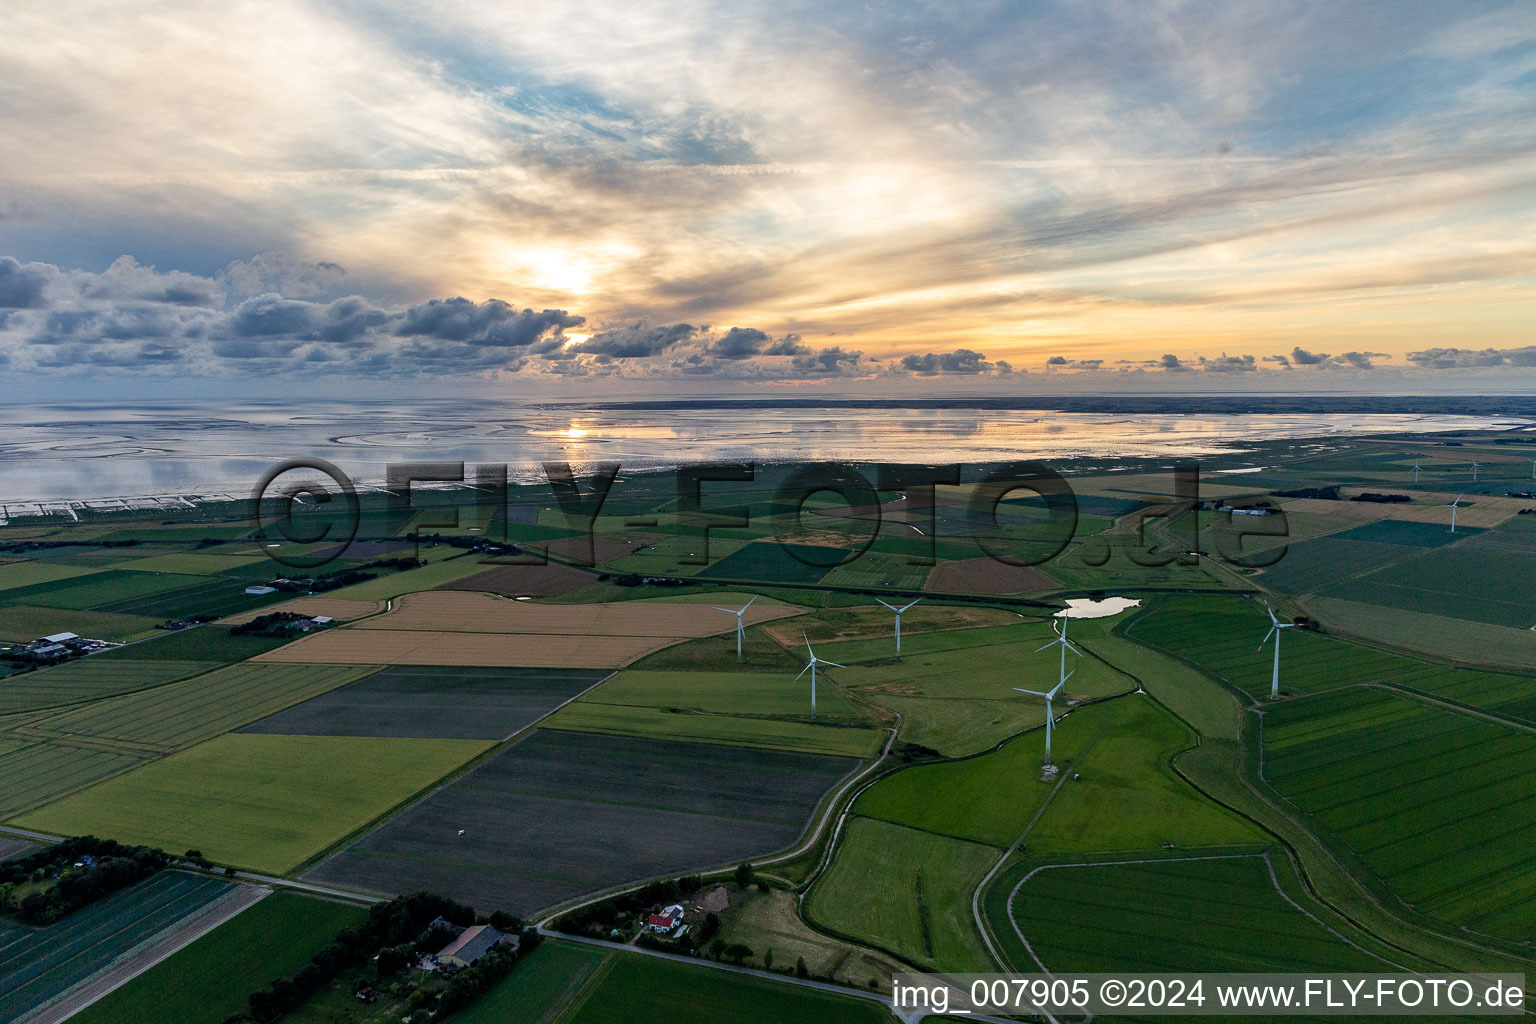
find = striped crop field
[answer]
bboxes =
[1263,688,1536,943]
[28,663,380,753]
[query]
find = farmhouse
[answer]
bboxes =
[646,904,686,935]
[434,924,508,969]
[245,585,278,595]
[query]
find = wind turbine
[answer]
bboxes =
[1015,677,1068,766]
[713,595,757,662]
[1471,461,1483,482]
[1530,458,1535,480]
[1412,460,1422,485]
[1257,604,1296,700]
[876,597,922,655]
[796,632,844,718]
[1037,613,1083,693]
[1442,494,1464,533]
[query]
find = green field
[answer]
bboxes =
[544,705,882,759]
[15,733,492,873]
[8,569,210,610]
[1125,595,1418,700]
[625,625,804,673]
[696,542,846,584]
[819,550,932,590]
[0,658,221,713]
[805,815,999,971]
[1262,688,1536,942]
[456,941,611,1024]
[0,559,100,592]
[30,663,379,752]
[556,950,892,1024]
[0,604,161,643]
[1025,697,1264,854]
[810,619,1043,666]
[105,551,271,575]
[93,624,300,664]
[1000,854,1388,973]
[320,556,495,600]
[852,713,1081,847]
[1256,537,1410,594]
[0,738,146,817]
[1322,546,1536,628]
[832,621,1134,756]
[577,669,867,723]
[1086,629,1242,740]
[70,891,366,1024]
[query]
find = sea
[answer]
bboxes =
[0,400,1527,509]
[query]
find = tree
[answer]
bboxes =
[709,939,727,961]
[724,943,753,964]
[734,862,754,888]
[796,956,808,979]
[764,948,773,971]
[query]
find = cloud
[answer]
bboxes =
[577,321,698,358]
[395,298,583,350]
[1333,350,1378,369]
[0,257,62,309]
[705,326,771,360]
[1291,347,1330,365]
[898,348,1005,374]
[1044,355,1101,371]
[792,345,863,375]
[1200,353,1258,373]
[1406,346,1536,369]
[1264,353,1291,366]
[1159,353,1192,372]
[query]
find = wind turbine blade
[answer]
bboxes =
[1014,687,1049,698]
[713,608,737,614]
[795,662,812,681]
[1257,626,1276,651]
[1266,605,1279,626]
[1062,639,1083,656]
[1034,640,1058,654]
[802,631,814,658]
[739,596,757,612]
[899,598,923,613]
[876,598,898,612]
[822,660,846,669]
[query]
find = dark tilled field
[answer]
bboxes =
[436,560,595,598]
[237,666,610,740]
[303,729,858,914]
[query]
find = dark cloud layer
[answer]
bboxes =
[901,348,1010,374]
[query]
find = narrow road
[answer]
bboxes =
[230,871,385,904]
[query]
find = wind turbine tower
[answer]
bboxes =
[796,633,844,719]
[1257,604,1296,700]
[713,596,757,663]
[1413,460,1422,485]
[876,597,922,655]
[1015,677,1067,767]
[1442,494,1464,533]
[1472,461,1483,482]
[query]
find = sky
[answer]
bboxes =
[1,0,1534,394]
